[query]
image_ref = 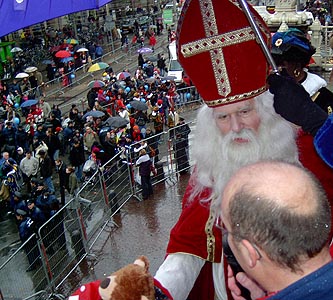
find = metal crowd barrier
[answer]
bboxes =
[321,24,333,69]
[0,121,195,299]
[23,43,128,100]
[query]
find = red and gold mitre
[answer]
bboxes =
[177,0,271,107]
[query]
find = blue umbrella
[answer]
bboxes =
[20,99,38,108]
[0,0,112,38]
[60,57,74,63]
[83,110,105,119]
[42,59,54,64]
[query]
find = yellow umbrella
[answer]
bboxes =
[65,38,79,44]
[88,62,109,72]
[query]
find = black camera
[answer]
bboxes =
[222,234,251,300]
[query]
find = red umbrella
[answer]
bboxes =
[55,50,71,58]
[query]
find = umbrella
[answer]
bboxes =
[20,99,38,108]
[76,47,89,52]
[25,66,38,73]
[137,47,154,54]
[15,72,29,79]
[88,62,109,72]
[116,71,131,81]
[10,47,23,53]
[99,126,112,135]
[55,50,71,58]
[65,38,79,44]
[103,116,129,128]
[60,57,74,63]
[146,56,158,62]
[83,110,105,119]
[145,77,157,84]
[112,81,126,90]
[130,101,148,111]
[162,75,177,81]
[87,80,106,89]
[42,59,54,65]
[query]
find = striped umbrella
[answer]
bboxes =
[87,80,106,88]
[88,62,109,72]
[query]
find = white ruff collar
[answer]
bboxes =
[301,70,327,97]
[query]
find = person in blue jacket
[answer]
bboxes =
[223,161,333,300]
[15,209,40,272]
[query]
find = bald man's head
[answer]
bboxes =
[221,161,331,272]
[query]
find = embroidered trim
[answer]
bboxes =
[204,86,267,107]
[311,91,320,102]
[180,28,256,58]
[205,205,216,262]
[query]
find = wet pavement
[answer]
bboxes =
[86,173,190,279]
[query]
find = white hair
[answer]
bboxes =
[189,91,300,216]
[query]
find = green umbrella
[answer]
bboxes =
[88,62,109,72]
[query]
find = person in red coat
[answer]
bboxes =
[149,33,157,51]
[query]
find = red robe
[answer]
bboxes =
[297,129,333,227]
[167,175,222,300]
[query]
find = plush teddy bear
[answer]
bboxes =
[98,256,155,300]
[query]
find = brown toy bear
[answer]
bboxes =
[98,256,155,300]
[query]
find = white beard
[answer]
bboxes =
[189,91,300,216]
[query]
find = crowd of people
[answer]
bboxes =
[0,29,195,271]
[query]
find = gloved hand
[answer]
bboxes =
[267,73,328,136]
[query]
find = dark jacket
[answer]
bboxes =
[69,144,85,166]
[87,89,97,110]
[63,126,74,142]
[157,57,166,70]
[18,217,35,241]
[44,134,61,157]
[136,154,151,177]
[39,155,53,178]
[34,129,46,143]
[56,161,67,188]
[2,126,16,146]
[29,206,47,229]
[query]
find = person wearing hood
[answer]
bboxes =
[135,149,153,200]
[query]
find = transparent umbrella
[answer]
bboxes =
[10,47,23,53]
[15,72,29,79]
[25,66,38,73]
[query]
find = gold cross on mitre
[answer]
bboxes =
[180,0,257,97]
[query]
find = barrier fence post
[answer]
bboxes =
[99,167,109,207]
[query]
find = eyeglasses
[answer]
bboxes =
[216,217,262,260]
